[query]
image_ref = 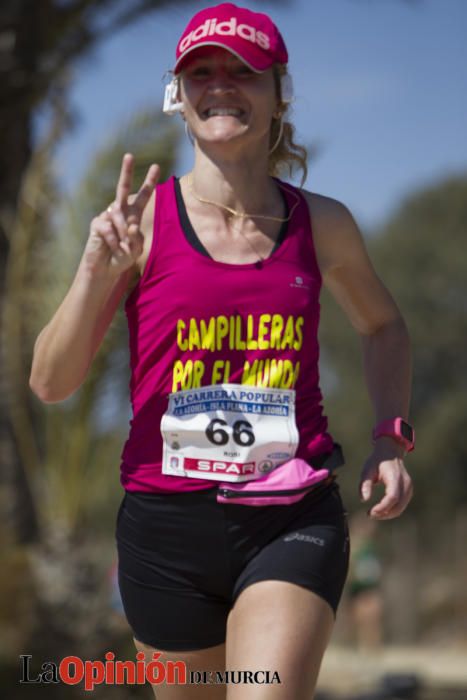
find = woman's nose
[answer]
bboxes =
[206,72,236,95]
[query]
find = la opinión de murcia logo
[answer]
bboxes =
[19,654,281,690]
[179,18,271,53]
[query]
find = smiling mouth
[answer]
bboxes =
[201,107,246,119]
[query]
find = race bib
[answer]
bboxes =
[161,384,299,482]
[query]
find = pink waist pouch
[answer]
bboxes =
[216,443,344,506]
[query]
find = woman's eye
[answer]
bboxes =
[190,66,211,78]
[233,65,253,77]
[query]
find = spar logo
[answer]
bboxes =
[184,457,256,475]
[179,18,271,53]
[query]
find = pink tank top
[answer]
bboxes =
[120,176,334,493]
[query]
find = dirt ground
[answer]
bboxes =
[318,644,467,696]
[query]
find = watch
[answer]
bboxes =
[372,417,415,452]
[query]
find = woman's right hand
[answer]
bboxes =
[82,153,160,280]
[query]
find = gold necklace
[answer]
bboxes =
[187,172,300,223]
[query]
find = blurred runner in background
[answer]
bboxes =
[348,511,384,650]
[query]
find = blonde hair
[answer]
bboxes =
[269,64,308,187]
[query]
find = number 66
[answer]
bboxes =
[205,418,255,447]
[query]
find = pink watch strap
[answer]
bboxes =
[372,417,415,452]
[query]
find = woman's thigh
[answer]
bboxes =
[225,581,334,700]
[134,637,227,700]
[224,484,349,699]
[229,482,350,616]
[116,488,232,651]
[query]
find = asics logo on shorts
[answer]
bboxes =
[283,532,325,546]
[179,18,271,53]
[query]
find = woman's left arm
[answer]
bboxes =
[305,192,413,520]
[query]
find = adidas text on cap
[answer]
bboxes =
[173,3,288,74]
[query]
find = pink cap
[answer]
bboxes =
[174,3,288,75]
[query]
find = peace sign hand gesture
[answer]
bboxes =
[83,154,160,280]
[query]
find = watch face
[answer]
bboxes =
[400,420,413,442]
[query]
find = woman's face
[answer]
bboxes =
[179,47,278,152]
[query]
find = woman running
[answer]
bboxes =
[30,3,414,698]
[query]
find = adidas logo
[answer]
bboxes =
[179,18,271,53]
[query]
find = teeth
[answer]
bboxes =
[205,107,243,117]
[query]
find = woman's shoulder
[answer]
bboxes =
[299,188,353,227]
[297,188,364,274]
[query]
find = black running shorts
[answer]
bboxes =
[115,480,350,651]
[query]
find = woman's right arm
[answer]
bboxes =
[29,154,159,403]
[29,265,134,403]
